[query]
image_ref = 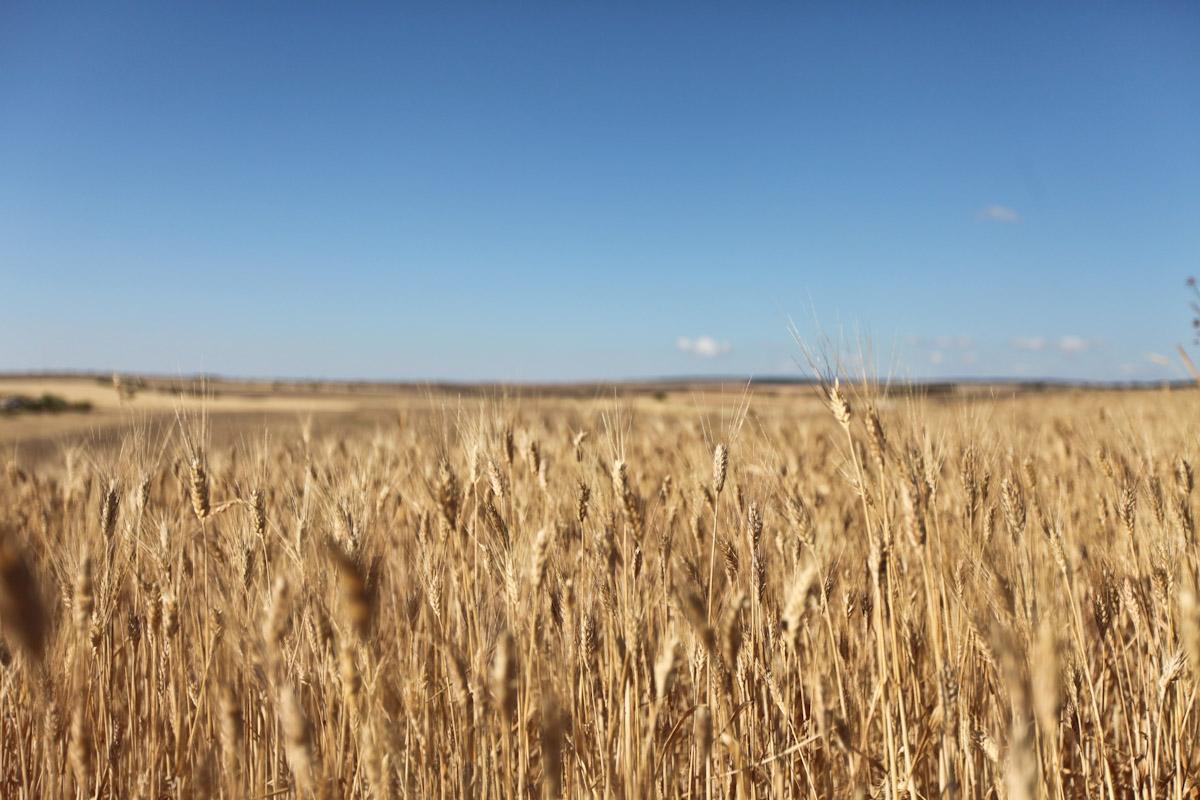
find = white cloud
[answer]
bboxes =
[1012,337,1047,351]
[929,350,944,365]
[978,204,1020,223]
[1011,335,1095,355]
[1147,352,1171,367]
[1057,335,1090,354]
[676,335,731,358]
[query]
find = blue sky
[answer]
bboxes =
[2,3,1197,381]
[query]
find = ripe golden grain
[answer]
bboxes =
[0,383,1197,797]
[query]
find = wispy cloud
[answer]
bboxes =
[1146,352,1171,367]
[1011,335,1095,354]
[1057,335,1091,354]
[1012,336,1047,351]
[978,204,1020,223]
[676,335,731,358]
[1008,335,1103,362]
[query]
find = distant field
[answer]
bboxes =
[0,374,819,465]
[1,372,1176,463]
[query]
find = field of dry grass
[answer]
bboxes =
[1,376,1198,798]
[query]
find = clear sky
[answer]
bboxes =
[2,3,1197,382]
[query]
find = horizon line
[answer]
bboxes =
[0,368,1190,391]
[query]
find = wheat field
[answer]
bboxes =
[1,380,1199,798]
